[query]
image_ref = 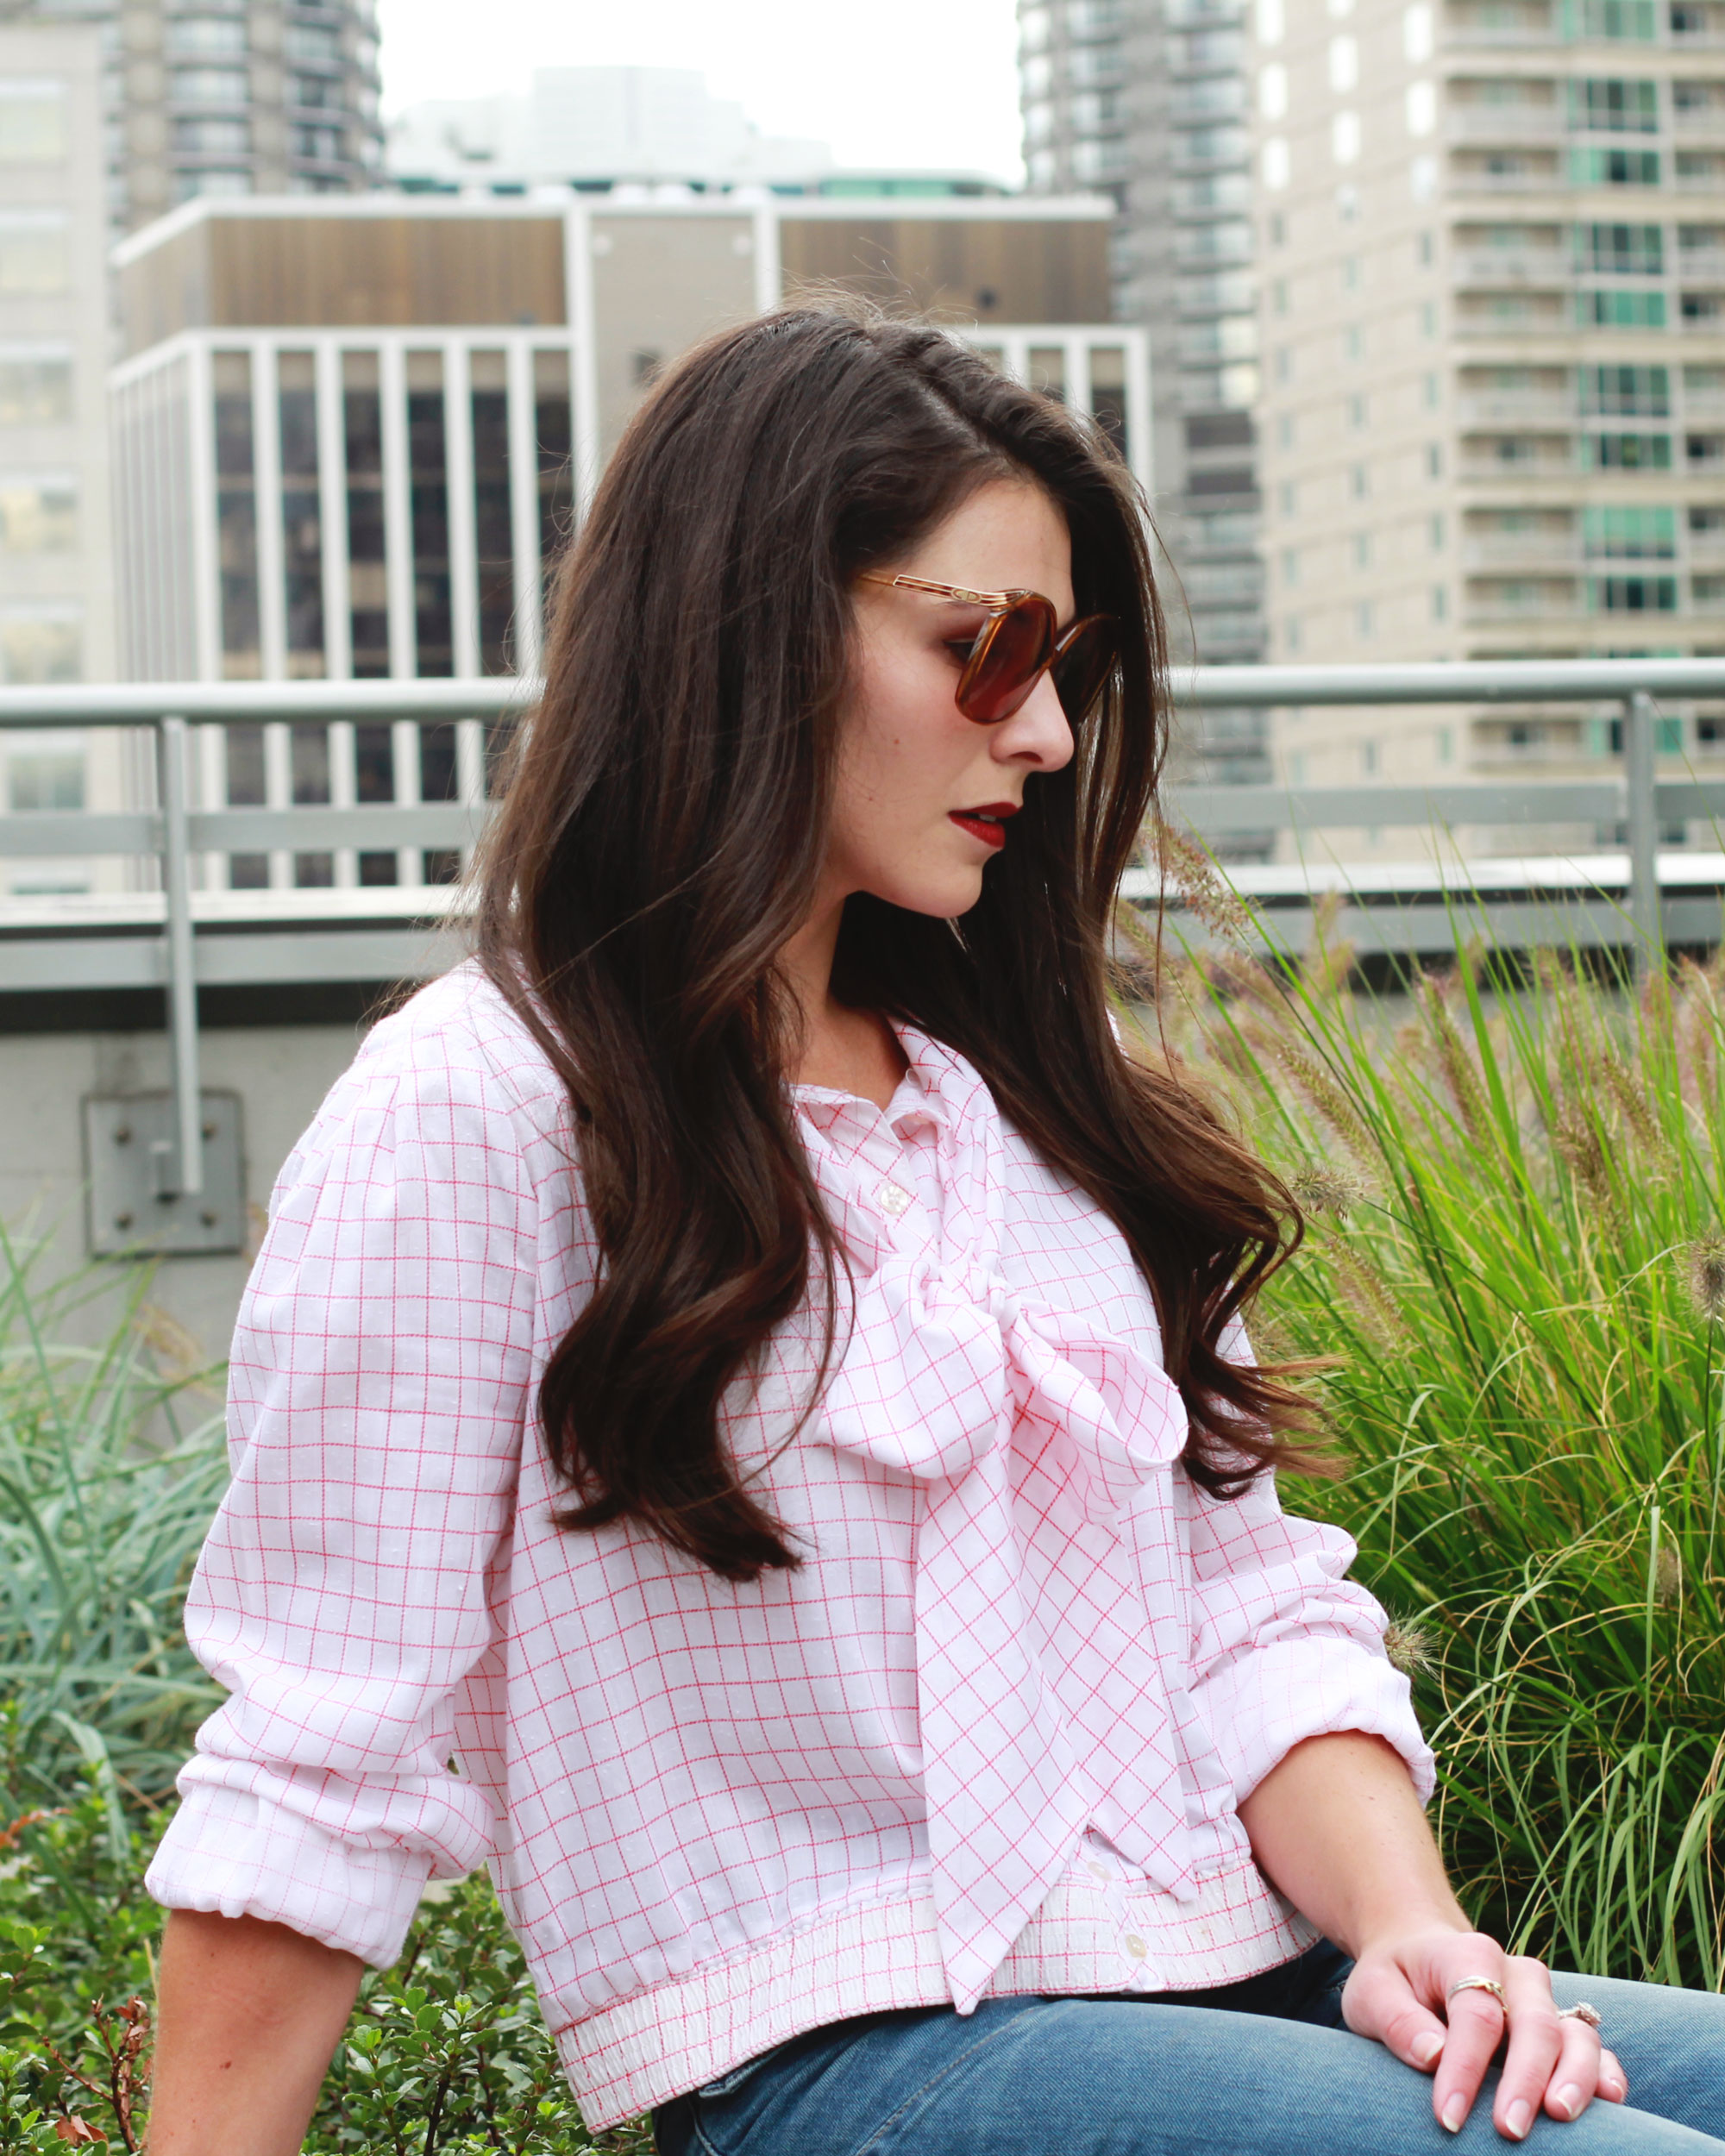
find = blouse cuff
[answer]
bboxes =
[1200,1639,1437,1810]
[147,1781,436,1969]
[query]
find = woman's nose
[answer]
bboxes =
[992,667,1076,773]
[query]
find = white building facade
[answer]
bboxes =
[109,195,1150,895]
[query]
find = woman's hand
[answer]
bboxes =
[1237,1733,1630,2140]
[1341,1927,1628,2139]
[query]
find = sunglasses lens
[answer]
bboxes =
[958,598,1055,724]
[1051,620,1117,726]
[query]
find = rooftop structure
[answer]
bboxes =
[98,191,1144,903]
[385,66,835,196]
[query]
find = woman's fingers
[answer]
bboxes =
[1597,2048,1628,2103]
[1430,1981,1509,2134]
[1490,1957,1567,2139]
[1540,2012,1607,2124]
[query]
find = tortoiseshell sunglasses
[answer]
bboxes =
[860,573,1118,727]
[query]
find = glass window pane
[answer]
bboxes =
[0,81,66,163]
[408,351,451,678]
[0,611,78,682]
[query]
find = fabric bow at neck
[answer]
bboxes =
[809,1075,1198,2015]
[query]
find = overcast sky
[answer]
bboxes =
[374,0,1026,185]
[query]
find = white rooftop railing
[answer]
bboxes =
[6,663,1725,1199]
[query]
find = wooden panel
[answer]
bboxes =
[119,224,213,358]
[777,217,1111,327]
[122,216,567,349]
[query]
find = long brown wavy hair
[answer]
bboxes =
[476,304,1316,1583]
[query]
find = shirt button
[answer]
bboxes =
[1123,1934,1147,1961]
[1085,1860,1109,1880]
[877,1181,911,1217]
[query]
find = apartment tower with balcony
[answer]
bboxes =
[10,0,381,229]
[1019,0,1270,796]
[1252,0,1725,847]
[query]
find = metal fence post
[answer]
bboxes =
[1624,690,1662,973]
[158,715,204,1197]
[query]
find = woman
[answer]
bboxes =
[146,309,1724,2154]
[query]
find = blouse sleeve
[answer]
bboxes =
[1180,1466,1437,1808]
[145,1000,544,1967]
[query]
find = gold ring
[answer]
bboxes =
[1558,2003,1603,2028]
[1446,1977,1508,2007]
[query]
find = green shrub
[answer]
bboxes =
[1130,878,1725,1990]
[0,1785,649,2153]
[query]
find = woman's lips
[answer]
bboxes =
[949,803,1018,850]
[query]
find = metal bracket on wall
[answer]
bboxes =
[84,1092,245,1258]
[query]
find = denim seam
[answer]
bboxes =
[850,2009,1047,2156]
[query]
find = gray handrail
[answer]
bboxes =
[3,661,1723,1177]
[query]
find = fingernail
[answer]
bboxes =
[1442,2096,1468,2134]
[1413,2033,1443,2068]
[1554,2084,1582,2121]
[1506,2099,1532,2140]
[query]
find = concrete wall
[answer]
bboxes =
[0,1017,368,1375]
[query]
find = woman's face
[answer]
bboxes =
[829,477,1077,921]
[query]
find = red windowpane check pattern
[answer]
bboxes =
[147,966,1433,2131]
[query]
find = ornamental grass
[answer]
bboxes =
[1126,870,1725,1993]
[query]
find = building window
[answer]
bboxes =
[165,16,248,56]
[1569,78,1660,132]
[292,123,346,163]
[1282,546,1300,584]
[1584,503,1677,555]
[279,352,324,678]
[0,214,66,297]
[176,167,252,201]
[1353,530,1372,567]
[0,350,71,424]
[1570,145,1661,185]
[1579,219,1663,273]
[175,114,252,155]
[1431,511,1446,548]
[1333,110,1361,163]
[1579,287,1668,325]
[0,474,74,552]
[1427,442,1443,476]
[1589,573,1678,609]
[1589,429,1672,466]
[0,79,66,164]
[1559,0,1659,35]
[7,743,82,810]
[1348,392,1368,427]
[1352,461,1370,496]
[284,21,342,65]
[1432,584,1448,619]
[1360,736,1380,771]
[214,351,260,680]
[290,72,342,109]
[1584,361,1670,414]
[0,611,79,683]
[171,66,248,106]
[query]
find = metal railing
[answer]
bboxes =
[7,661,1725,1197]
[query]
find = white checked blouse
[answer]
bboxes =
[147,962,1433,2130]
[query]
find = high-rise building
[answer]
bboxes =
[3,0,383,229]
[1018,0,1270,800]
[106,191,1146,896]
[1251,0,1725,854]
[0,21,123,893]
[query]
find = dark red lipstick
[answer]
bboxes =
[949,801,1019,849]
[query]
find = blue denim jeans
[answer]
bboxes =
[652,1942,1725,2154]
